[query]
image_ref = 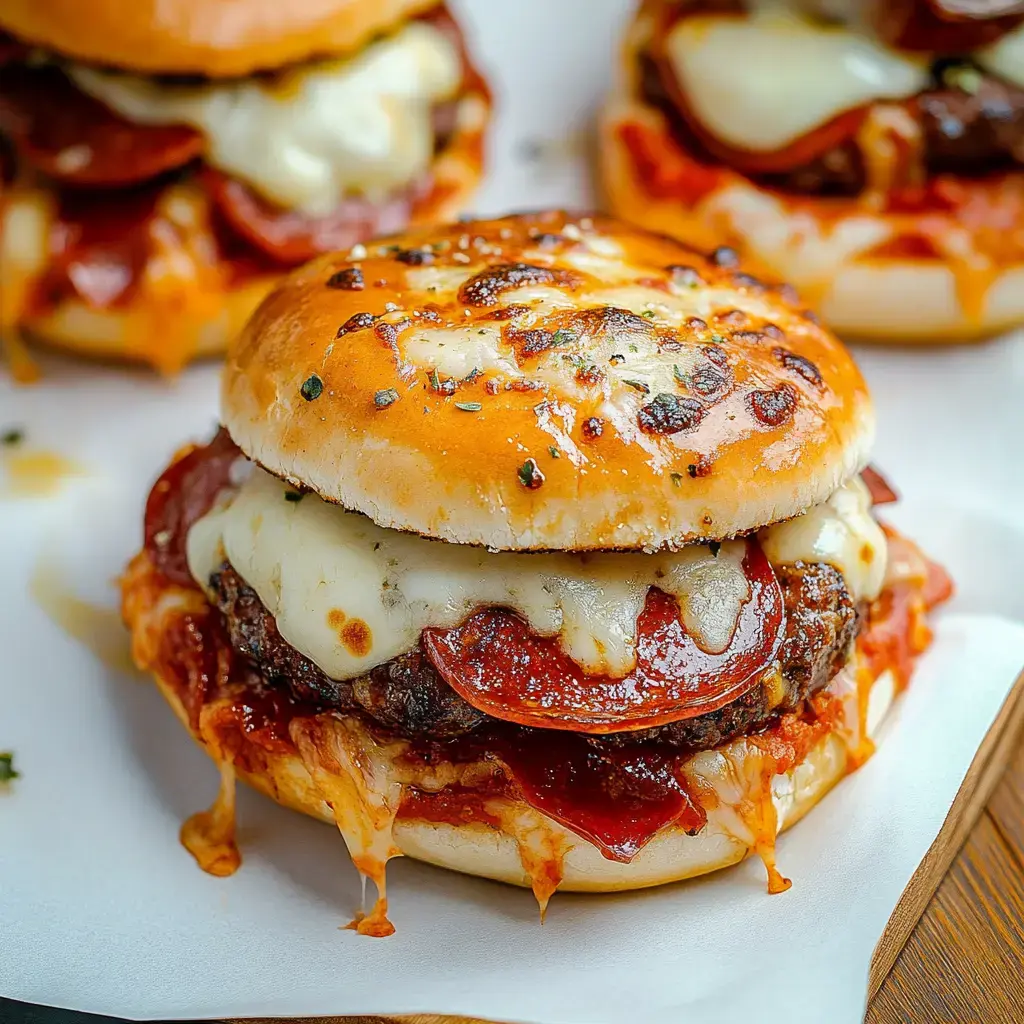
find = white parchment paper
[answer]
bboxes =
[2,1,1024,1021]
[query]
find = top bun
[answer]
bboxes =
[1,0,437,76]
[223,211,874,551]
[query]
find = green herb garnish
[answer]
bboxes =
[300,374,324,401]
[517,459,545,489]
[0,752,19,784]
[670,472,683,488]
[548,446,561,459]
[622,379,650,394]
[374,388,400,409]
[455,402,482,412]
[1,427,23,446]
[284,491,304,503]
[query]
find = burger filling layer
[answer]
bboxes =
[641,3,1024,197]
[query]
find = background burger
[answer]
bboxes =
[602,0,1024,343]
[0,0,489,375]
[122,211,951,936]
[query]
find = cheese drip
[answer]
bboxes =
[665,11,929,152]
[187,469,886,684]
[69,22,462,215]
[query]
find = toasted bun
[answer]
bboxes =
[149,646,894,893]
[0,0,438,76]
[2,87,486,372]
[224,211,874,551]
[601,14,1024,344]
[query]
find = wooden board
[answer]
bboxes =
[232,669,1024,1024]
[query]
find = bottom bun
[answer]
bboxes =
[151,654,895,895]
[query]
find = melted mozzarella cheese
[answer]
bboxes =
[666,12,929,152]
[188,468,753,679]
[978,24,1024,90]
[69,22,461,215]
[759,475,886,601]
[188,468,886,683]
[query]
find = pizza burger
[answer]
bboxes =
[122,212,951,935]
[602,0,1024,342]
[0,0,488,374]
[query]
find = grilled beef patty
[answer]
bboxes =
[208,558,857,752]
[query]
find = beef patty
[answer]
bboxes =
[639,49,1024,197]
[207,558,858,753]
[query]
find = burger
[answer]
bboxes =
[601,0,1024,343]
[0,0,488,375]
[121,211,951,936]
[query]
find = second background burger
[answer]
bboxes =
[602,0,1024,343]
[0,0,489,373]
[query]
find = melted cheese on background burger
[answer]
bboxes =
[665,7,930,152]
[69,21,462,215]
[187,469,886,683]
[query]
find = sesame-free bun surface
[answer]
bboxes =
[1,0,438,76]
[601,9,1024,344]
[224,211,874,551]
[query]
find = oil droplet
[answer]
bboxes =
[180,760,241,877]
[2,448,84,497]
[30,559,136,675]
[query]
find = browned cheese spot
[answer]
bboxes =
[668,265,705,288]
[731,330,767,346]
[485,304,531,321]
[703,343,729,366]
[710,245,740,268]
[341,619,373,657]
[773,347,823,388]
[718,309,749,327]
[336,312,376,338]
[375,321,399,347]
[731,271,764,292]
[686,362,731,398]
[395,247,434,265]
[747,384,798,427]
[458,263,578,307]
[326,267,364,290]
[637,394,704,435]
[570,306,650,335]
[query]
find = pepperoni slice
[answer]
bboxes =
[0,64,203,186]
[488,730,707,862]
[202,169,418,266]
[144,429,242,587]
[862,465,899,506]
[422,541,785,735]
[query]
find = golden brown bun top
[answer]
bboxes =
[223,211,875,551]
[2,0,438,75]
